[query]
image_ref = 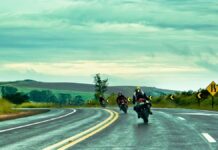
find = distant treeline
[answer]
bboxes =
[0,86,85,106]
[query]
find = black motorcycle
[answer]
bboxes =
[99,97,107,108]
[135,98,151,123]
[100,99,107,108]
[120,99,128,114]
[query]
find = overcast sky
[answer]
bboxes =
[0,0,217,90]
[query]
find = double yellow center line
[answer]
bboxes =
[44,109,119,150]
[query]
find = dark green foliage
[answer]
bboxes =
[4,92,29,104]
[50,95,59,104]
[153,89,218,108]
[29,90,43,102]
[155,95,165,103]
[1,86,18,97]
[58,93,72,105]
[1,86,29,104]
[200,89,210,99]
[29,90,57,103]
[94,73,108,100]
[181,90,194,96]
[29,90,86,106]
[72,95,85,106]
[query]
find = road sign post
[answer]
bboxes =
[197,92,202,107]
[212,96,214,108]
[206,81,217,109]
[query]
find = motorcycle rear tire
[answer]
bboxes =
[121,105,127,114]
[141,110,149,123]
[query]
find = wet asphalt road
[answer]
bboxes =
[0,108,109,150]
[72,108,218,150]
[0,108,218,150]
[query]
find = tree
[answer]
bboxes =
[50,95,58,104]
[29,90,56,103]
[72,95,85,106]
[1,86,29,104]
[200,89,210,100]
[4,92,29,104]
[29,90,43,102]
[1,86,18,98]
[58,93,72,105]
[41,90,55,103]
[94,73,108,100]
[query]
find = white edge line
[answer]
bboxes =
[177,117,186,121]
[202,133,216,143]
[0,109,76,133]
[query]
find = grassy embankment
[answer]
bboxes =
[18,102,57,108]
[0,99,52,121]
[2,90,218,112]
[0,99,17,114]
[152,93,218,111]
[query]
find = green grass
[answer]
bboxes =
[17,102,58,108]
[0,99,16,114]
[152,94,218,111]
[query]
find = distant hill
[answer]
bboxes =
[0,80,175,97]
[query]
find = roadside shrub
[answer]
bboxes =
[107,93,117,105]
[4,92,29,104]
[0,99,15,114]
[85,100,99,107]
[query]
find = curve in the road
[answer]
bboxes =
[44,109,119,150]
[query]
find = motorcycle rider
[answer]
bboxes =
[116,92,128,110]
[99,95,106,107]
[133,87,152,117]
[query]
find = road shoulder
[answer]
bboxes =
[0,109,50,121]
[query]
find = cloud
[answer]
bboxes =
[1,59,205,78]
[196,61,218,72]
[0,0,217,90]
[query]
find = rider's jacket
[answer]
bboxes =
[133,90,149,104]
[116,95,128,105]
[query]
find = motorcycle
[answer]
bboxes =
[100,99,108,108]
[119,99,128,114]
[135,98,151,123]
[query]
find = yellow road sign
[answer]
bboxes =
[207,81,218,96]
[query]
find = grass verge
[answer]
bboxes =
[0,100,50,121]
[0,99,16,114]
[17,102,57,108]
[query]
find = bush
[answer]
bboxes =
[4,92,29,104]
[72,95,85,106]
[85,100,99,107]
[0,99,16,114]
[151,90,218,110]
[107,93,117,105]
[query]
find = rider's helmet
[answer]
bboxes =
[135,86,141,93]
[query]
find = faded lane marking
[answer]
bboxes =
[0,109,76,133]
[202,133,216,143]
[177,117,185,121]
[176,113,218,116]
